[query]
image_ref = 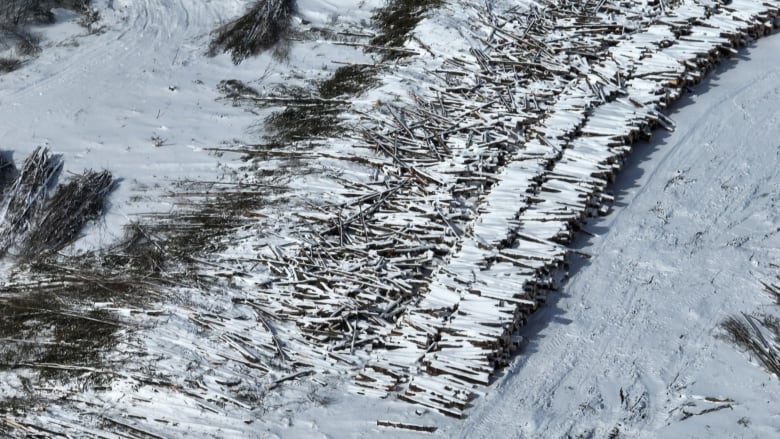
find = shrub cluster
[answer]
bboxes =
[209,0,295,64]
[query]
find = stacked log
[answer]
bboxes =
[243,0,780,417]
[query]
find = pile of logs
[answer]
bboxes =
[238,0,780,418]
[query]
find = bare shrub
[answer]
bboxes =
[52,0,91,11]
[0,57,23,73]
[208,0,295,64]
[217,79,348,145]
[0,149,113,262]
[0,152,17,193]
[370,0,443,60]
[0,26,42,57]
[0,0,53,27]
[20,170,114,259]
[318,64,379,99]
[12,28,40,56]
[0,1,96,64]
[217,79,261,104]
[761,277,780,304]
[0,291,120,372]
[265,104,344,144]
[0,1,92,26]
[721,313,780,378]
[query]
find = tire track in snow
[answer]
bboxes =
[2,0,243,106]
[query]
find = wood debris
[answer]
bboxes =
[239,0,780,417]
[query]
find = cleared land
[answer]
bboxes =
[1,0,779,437]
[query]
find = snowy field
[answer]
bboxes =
[1,0,779,437]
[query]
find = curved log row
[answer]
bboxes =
[230,0,779,418]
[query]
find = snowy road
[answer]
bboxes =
[458,32,780,439]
